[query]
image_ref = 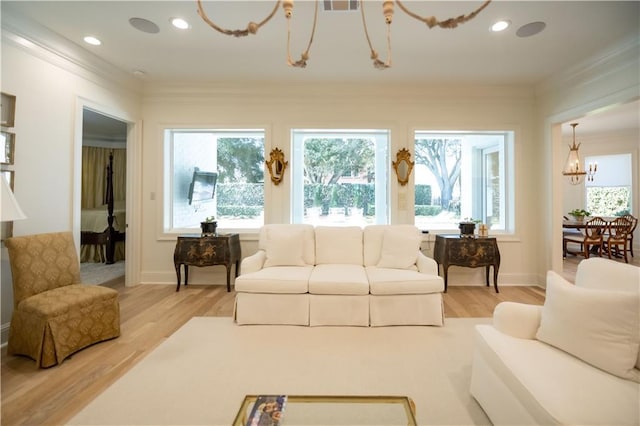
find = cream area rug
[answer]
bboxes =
[69,317,492,426]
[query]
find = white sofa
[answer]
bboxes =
[471,258,640,425]
[234,224,444,326]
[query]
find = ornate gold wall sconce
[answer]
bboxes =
[392,148,414,186]
[266,147,288,185]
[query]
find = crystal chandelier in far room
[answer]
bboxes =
[562,123,597,185]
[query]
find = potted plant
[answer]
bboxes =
[200,216,217,235]
[459,218,481,237]
[568,209,590,222]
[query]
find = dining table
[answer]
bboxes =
[562,216,630,258]
[562,217,618,229]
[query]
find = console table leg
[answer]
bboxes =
[443,267,448,293]
[493,265,500,293]
[485,266,490,287]
[175,264,182,292]
[225,265,232,292]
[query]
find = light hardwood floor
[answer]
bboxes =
[3,254,637,425]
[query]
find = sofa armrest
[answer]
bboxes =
[416,251,438,275]
[493,302,543,340]
[240,250,266,275]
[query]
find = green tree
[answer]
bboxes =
[303,138,374,184]
[414,138,461,210]
[216,137,264,183]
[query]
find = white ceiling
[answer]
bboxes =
[2,0,639,136]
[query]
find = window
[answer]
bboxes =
[585,153,632,216]
[291,129,389,226]
[413,130,514,232]
[163,129,265,232]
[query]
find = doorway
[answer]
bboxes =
[559,99,640,279]
[79,108,127,285]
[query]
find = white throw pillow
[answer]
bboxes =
[263,229,305,267]
[536,272,640,382]
[376,230,421,270]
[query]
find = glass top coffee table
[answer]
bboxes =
[232,395,417,425]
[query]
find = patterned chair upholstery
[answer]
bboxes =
[6,232,120,368]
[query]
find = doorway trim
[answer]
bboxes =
[546,88,639,277]
[74,97,140,287]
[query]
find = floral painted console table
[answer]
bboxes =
[173,233,241,292]
[433,234,500,293]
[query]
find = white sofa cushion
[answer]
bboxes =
[366,266,444,294]
[575,257,640,293]
[536,271,640,382]
[234,266,313,294]
[474,324,640,425]
[315,226,363,265]
[308,264,369,295]
[376,229,422,269]
[258,224,315,265]
[363,225,422,267]
[575,257,640,370]
[263,228,306,267]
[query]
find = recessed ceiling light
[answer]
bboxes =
[129,17,160,34]
[517,21,546,38]
[83,36,101,46]
[491,20,510,32]
[171,18,190,30]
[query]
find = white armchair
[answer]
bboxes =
[470,258,640,425]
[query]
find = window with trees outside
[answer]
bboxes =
[291,129,389,226]
[163,129,265,232]
[413,130,514,232]
[585,153,632,216]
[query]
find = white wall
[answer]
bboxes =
[0,41,142,343]
[138,83,540,287]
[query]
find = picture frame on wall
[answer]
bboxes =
[1,131,15,165]
[1,92,16,127]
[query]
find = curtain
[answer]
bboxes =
[82,147,126,209]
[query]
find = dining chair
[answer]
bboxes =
[562,216,607,259]
[603,217,632,263]
[620,214,637,257]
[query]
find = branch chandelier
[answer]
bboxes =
[196,0,492,69]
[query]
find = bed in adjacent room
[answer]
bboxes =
[80,149,126,264]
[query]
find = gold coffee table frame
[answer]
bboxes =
[232,395,417,425]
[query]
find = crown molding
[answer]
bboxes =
[1,9,142,96]
[535,33,640,96]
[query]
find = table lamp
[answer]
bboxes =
[1,176,26,222]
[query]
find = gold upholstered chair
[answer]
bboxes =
[5,232,120,368]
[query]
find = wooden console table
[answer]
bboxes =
[173,233,241,292]
[433,234,500,293]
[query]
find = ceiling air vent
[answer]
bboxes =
[323,0,359,11]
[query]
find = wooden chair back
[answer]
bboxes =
[608,217,632,241]
[584,216,607,243]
